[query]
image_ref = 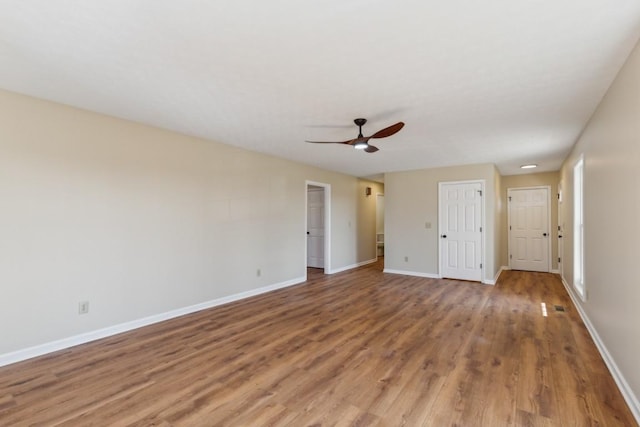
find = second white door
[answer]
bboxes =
[508,187,550,272]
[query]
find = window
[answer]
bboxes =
[573,156,585,300]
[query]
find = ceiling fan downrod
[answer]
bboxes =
[353,118,368,148]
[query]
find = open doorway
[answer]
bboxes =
[306,181,331,274]
[376,193,385,258]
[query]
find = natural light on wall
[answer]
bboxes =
[573,156,586,300]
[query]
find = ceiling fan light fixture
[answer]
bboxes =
[354,141,368,150]
[305,118,404,154]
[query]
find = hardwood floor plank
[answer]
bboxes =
[515,409,555,427]
[0,260,636,426]
[516,337,556,419]
[375,369,445,425]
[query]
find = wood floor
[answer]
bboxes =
[0,260,636,426]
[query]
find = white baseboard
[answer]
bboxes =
[483,266,509,285]
[550,269,560,274]
[383,269,441,279]
[560,277,640,424]
[384,268,500,285]
[0,275,306,368]
[328,258,377,274]
[385,268,507,285]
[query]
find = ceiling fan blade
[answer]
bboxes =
[364,145,379,153]
[370,122,405,139]
[305,139,354,145]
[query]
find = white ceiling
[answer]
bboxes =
[1,1,639,178]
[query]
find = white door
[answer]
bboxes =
[307,187,324,268]
[508,187,550,272]
[439,181,483,281]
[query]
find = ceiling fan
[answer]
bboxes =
[306,118,404,153]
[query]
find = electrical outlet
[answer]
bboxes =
[78,301,89,315]
[404,256,409,262]
[256,268,261,277]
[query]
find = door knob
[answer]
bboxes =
[441,234,447,238]
[543,233,548,237]
[307,231,310,235]
[558,235,563,238]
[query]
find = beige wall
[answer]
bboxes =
[0,89,366,356]
[560,40,640,414]
[384,163,499,282]
[499,171,560,270]
[356,180,384,262]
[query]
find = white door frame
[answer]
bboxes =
[557,182,564,278]
[305,181,331,274]
[438,179,486,282]
[507,186,552,272]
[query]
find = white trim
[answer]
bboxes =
[507,186,552,273]
[561,277,640,424]
[484,265,509,285]
[557,182,564,278]
[438,179,486,282]
[328,258,377,274]
[0,275,306,368]
[550,269,560,274]
[305,181,331,273]
[383,269,441,279]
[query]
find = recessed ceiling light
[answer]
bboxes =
[520,164,537,169]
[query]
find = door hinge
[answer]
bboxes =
[508,196,512,202]
[479,226,482,232]
[558,225,561,231]
[478,190,482,196]
[558,257,561,263]
[509,225,511,230]
[510,254,512,259]
[480,263,483,269]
